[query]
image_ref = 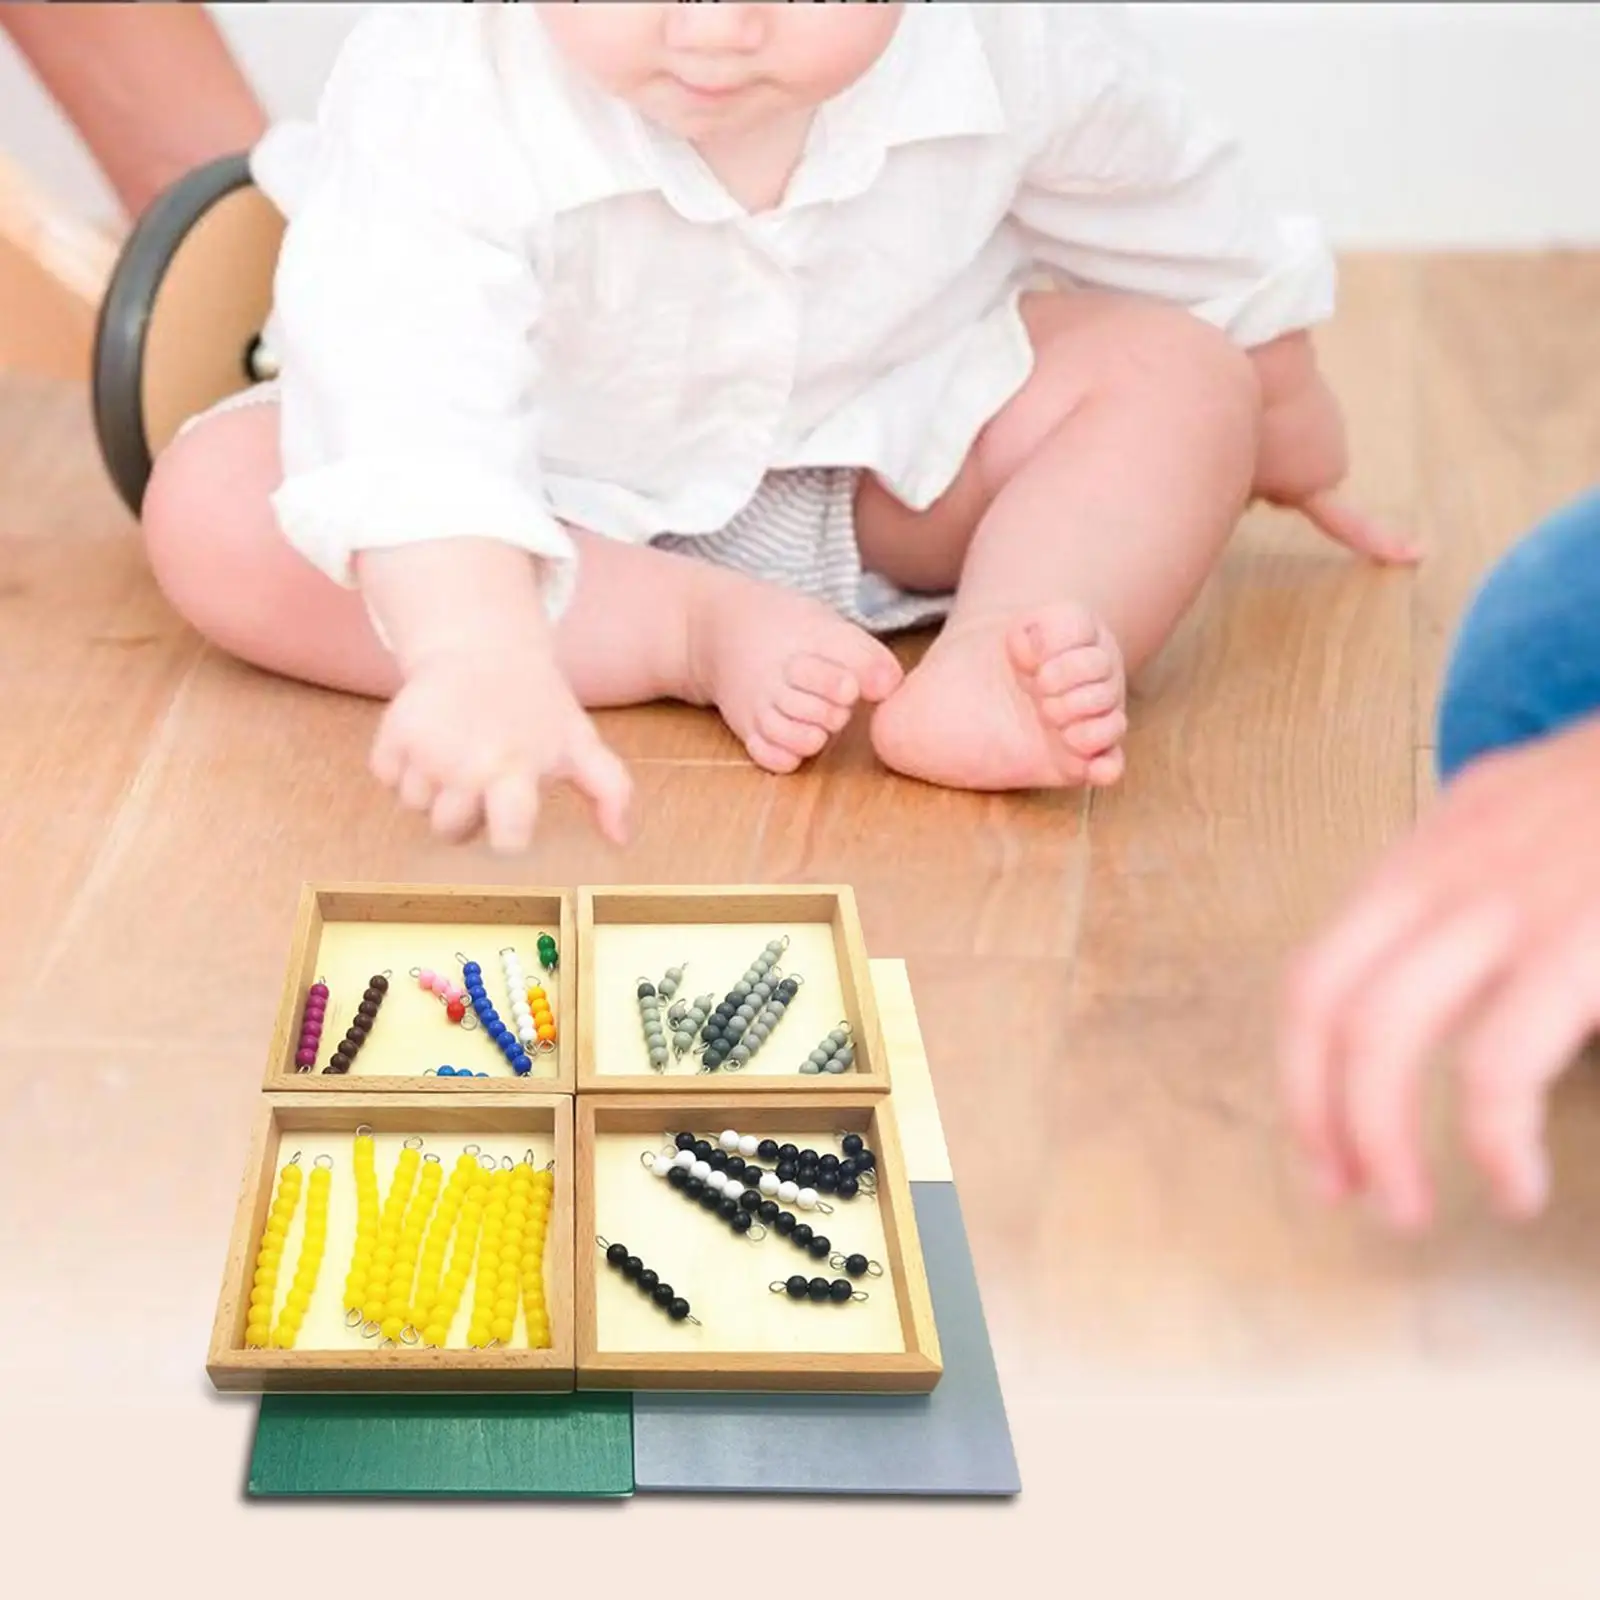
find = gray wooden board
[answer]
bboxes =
[631,1182,1020,1496]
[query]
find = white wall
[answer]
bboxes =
[2,2,1599,248]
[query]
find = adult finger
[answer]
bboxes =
[1302,490,1423,564]
[1336,898,1519,1229]
[484,770,540,855]
[1456,921,1600,1219]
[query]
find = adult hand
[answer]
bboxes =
[1281,715,1600,1231]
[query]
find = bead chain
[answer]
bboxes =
[273,1157,334,1344]
[410,966,474,1027]
[598,1237,699,1322]
[537,933,559,974]
[668,994,715,1059]
[638,977,668,1073]
[342,1129,381,1323]
[383,1152,443,1344]
[500,947,537,1057]
[324,972,390,1075]
[713,974,802,1073]
[643,1147,768,1241]
[246,1153,304,1348]
[294,979,329,1072]
[460,956,533,1075]
[468,1164,515,1348]
[360,1137,423,1337]
[695,1127,877,1203]
[771,1274,869,1305]
[697,939,796,1072]
[799,1025,854,1076]
[414,1149,480,1344]
[525,975,557,1051]
[429,1154,491,1346]
[521,1159,555,1349]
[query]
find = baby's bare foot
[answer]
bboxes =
[688,576,902,773]
[870,602,1126,791]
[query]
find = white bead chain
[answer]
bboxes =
[500,947,537,1054]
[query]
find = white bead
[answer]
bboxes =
[690,1160,711,1182]
[777,1181,798,1204]
[739,1135,759,1157]
[650,1154,673,1177]
[674,1150,695,1170]
[796,1188,818,1210]
[707,1171,728,1193]
[719,1129,741,1152]
[759,1173,780,1197]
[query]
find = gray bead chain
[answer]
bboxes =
[800,1025,854,1075]
[657,962,687,1001]
[637,977,669,1072]
[707,970,802,1073]
[670,993,715,1058]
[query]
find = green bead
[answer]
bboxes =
[537,935,559,971]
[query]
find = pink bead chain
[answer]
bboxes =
[413,967,471,1025]
[294,980,328,1071]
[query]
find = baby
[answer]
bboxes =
[143,2,1412,851]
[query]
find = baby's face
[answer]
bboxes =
[539,2,903,141]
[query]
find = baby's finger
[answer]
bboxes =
[567,728,633,847]
[399,765,438,814]
[1456,927,1600,1219]
[1337,900,1518,1229]
[370,724,405,790]
[484,770,540,855]
[430,786,483,844]
[1303,491,1422,564]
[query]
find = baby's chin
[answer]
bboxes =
[635,78,777,140]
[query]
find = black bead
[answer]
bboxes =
[623,1255,643,1279]
[807,1234,831,1259]
[798,1149,819,1167]
[699,1187,721,1210]
[708,1149,729,1171]
[638,1269,659,1293]
[758,1200,779,1223]
[675,1132,696,1151]
[668,1166,689,1190]
[776,1160,798,1182]
[718,1197,740,1221]
[605,1243,628,1267]
[817,1170,839,1194]
[693,1140,714,1163]
[841,1133,864,1157]
[652,1283,674,1307]
[785,1275,809,1299]
[856,1149,876,1172]
[757,1139,781,1162]
[818,1153,840,1173]
[637,981,656,999]
[724,1157,747,1182]
[739,1188,762,1212]
[829,1278,854,1303]
[705,1049,726,1067]
[774,1212,797,1236]
[845,1254,870,1278]
[838,1158,859,1179]
[792,1223,814,1248]
[807,1277,830,1302]
[730,1210,753,1234]
[778,1144,799,1163]
[837,1176,859,1199]
[684,1177,706,1199]
[668,1298,690,1320]
[778,980,800,1000]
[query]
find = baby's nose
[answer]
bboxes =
[663,2,767,55]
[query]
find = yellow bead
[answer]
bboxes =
[493,1295,518,1321]
[385,1299,408,1321]
[286,1288,310,1314]
[491,1318,514,1343]
[381,1316,404,1342]
[362,1300,385,1324]
[423,1324,447,1347]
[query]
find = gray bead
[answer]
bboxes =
[726,1018,747,1038]
[646,1029,665,1046]
[649,1046,669,1066]
[747,1024,768,1045]
[766,940,785,954]
[665,966,684,982]
[729,1045,751,1065]
[808,1049,829,1066]
[799,1059,821,1075]
[829,1029,850,1047]
[731,984,750,1002]
[823,1057,849,1074]
[837,1044,854,1065]
[668,1001,687,1024]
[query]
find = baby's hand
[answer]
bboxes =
[370,643,632,853]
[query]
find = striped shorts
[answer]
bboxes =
[183,384,953,635]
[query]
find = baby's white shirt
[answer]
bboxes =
[254,2,1334,615]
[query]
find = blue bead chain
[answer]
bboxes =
[462,959,533,1076]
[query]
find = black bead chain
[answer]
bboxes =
[650,1151,772,1243]
[598,1237,698,1323]
[323,972,389,1074]
[771,1274,868,1305]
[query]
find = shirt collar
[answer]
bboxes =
[507,3,1007,222]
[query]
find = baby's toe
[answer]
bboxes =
[777,683,853,733]
[1007,604,1101,676]
[786,653,860,708]
[1033,658,1121,708]
[1057,706,1128,759]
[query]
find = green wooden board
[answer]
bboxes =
[247,1390,634,1499]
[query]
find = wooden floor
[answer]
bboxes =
[6,252,1600,1433]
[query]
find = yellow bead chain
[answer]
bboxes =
[495,1160,534,1346]
[385,1152,443,1343]
[363,1137,423,1341]
[271,1156,332,1348]
[429,1157,490,1347]
[246,1154,304,1348]
[342,1128,380,1320]
[526,980,557,1049]
[522,1163,555,1349]
[414,1149,480,1345]
[468,1164,514,1347]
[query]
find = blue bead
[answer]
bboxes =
[463,962,481,976]
[513,1051,532,1073]
[475,1072,489,1078]
[438,1066,455,1076]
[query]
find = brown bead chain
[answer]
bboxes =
[323,973,389,1075]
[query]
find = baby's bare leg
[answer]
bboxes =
[859,290,1259,791]
[141,401,899,771]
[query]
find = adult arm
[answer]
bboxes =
[1,2,266,219]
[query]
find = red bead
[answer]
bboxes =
[446,999,466,1023]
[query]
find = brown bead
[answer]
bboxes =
[358,1000,379,1019]
[368,975,389,994]
[351,1018,371,1037]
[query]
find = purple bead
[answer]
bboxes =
[295,1047,315,1067]
[309,984,328,999]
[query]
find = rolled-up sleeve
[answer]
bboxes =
[261,12,576,616]
[1010,11,1335,349]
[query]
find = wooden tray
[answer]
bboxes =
[263,884,575,1093]
[574,1092,941,1392]
[576,886,890,1094]
[207,1094,575,1392]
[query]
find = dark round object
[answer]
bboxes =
[785,1275,809,1300]
[837,1176,860,1199]
[818,1153,840,1173]
[698,1187,721,1210]
[668,1297,691,1321]
[730,1210,753,1234]
[758,1200,779,1223]
[705,1049,726,1068]
[652,1283,674,1307]
[792,1223,814,1248]
[667,1165,689,1190]
[684,1177,706,1200]
[637,981,656,999]
[838,1158,859,1179]
[369,975,389,994]
[828,1278,854,1303]
[708,1149,729,1172]
[739,1188,762,1212]
[718,1197,740,1222]
[605,1243,628,1267]
[798,1149,819,1167]
[774,1212,797,1236]
[844,1254,870,1278]
[807,1234,831,1259]
[778,1144,799,1163]
[856,1149,876,1173]
[638,1269,659,1293]
[776,1161,798,1183]
[622,1255,643,1279]
[357,999,379,1020]
[693,1140,714,1163]
[777,979,800,1000]
[329,1051,351,1071]
[675,1132,696,1151]
[841,1133,864,1157]
[344,1028,364,1046]
[724,1156,747,1182]
[757,1139,781,1162]
[807,1277,830,1302]
[817,1170,839,1194]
